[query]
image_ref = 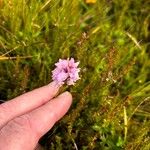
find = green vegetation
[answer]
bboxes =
[0,0,150,149]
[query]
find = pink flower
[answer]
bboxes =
[52,58,80,86]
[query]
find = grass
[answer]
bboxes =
[0,0,150,149]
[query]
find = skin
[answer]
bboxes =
[0,82,72,150]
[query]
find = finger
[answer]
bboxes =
[0,92,72,150]
[27,91,72,139]
[0,82,60,128]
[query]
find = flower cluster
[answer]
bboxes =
[52,58,80,86]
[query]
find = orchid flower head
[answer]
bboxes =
[52,58,80,86]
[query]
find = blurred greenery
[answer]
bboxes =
[0,0,150,149]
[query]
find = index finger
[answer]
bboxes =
[0,82,60,128]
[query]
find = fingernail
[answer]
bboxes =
[48,81,62,89]
[58,91,72,100]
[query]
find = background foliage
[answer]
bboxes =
[0,0,150,149]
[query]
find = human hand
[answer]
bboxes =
[0,82,72,150]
